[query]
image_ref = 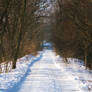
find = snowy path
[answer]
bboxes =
[17,50,84,92]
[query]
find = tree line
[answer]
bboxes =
[52,0,92,69]
[0,0,44,70]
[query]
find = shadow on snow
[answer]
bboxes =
[1,53,43,92]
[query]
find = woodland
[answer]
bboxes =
[0,0,92,71]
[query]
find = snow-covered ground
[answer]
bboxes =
[55,54,92,92]
[0,52,42,92]
[0,50,92,92]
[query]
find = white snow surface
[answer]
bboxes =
[0,50,92,92]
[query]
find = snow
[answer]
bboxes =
[0,50,92,92]
[0,52,42,92]
[55,54,92,91]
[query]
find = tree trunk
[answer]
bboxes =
[12,0,27,69]
[84,45,87,69]
[12,58,17,69]
[12,27,22,69]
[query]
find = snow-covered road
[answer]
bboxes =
[17,50,84,92]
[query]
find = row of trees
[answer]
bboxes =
[52,0,92,69]
[0,0,44,70]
